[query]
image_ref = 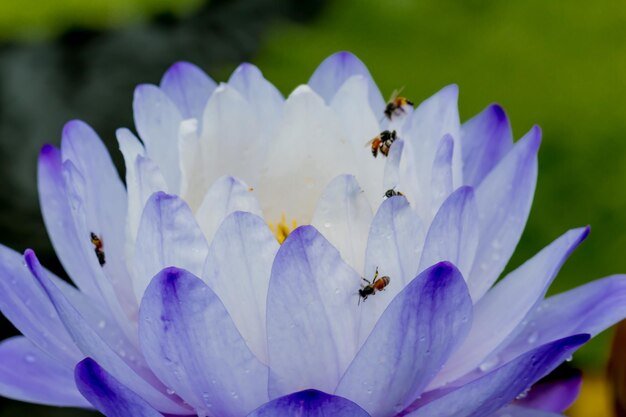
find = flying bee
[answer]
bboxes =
[358,267,391,305]
[384,88,414,120]
[90,232,106,267]
[384,188,404,199]
[366,130,397,158]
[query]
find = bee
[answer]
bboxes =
[366,130,397,158]
[358,267,391,305]
[90,232,106,267]
[384,88,414,120]
[384,188,404,199]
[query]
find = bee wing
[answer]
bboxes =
[364,137,376,147]
[388,86,405,101]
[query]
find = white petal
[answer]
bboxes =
[311,175,373,274]
[195,176,263,244]
[133,84,183,193]
[330,75,384,205]
[257,85,358,225]
[228,63,284,139]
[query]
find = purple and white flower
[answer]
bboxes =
[0,51,625,417]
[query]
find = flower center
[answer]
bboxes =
[268,213,298,244]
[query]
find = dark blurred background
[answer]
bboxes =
[0,0,624,415]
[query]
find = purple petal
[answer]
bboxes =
[247,390,371,417]
[405,334,589,417]
[38,144,101,299]
[469,126,541,300]
[335,262,472,416]
[498,274,626,365]
[60,121,127,238]
[311,175,373,273]
[0,336,90,408]
[228,63,284,136]
[488,405,564,417]
[60,122,139,327]
[266,226,361,398]
[25,250,188,414]
[434,227,589,387]
[308,51,385,116]
[430,134,454,213]
[0,244,79,365]
[61,159,138,336]
[139,267,269,417]
[133,84,183,192]
[402,84,462,208]
[361,196,424,342]
[462,104,513,187]
[160,61,216,121]
[195,175,263,244]
[134,192,208,300]
[75,358,163,417]
[203,211,279,364]
[419,186,479,279]
[516,368,582,412]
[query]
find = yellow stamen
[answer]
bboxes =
[268,213,298,244]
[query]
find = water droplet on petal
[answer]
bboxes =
[24,354,36,363]
[479,356,499,372]
[515,387,531,400]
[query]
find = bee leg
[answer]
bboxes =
[361,277,371,285]
[374,267,379,280]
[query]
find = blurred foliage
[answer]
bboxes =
[0,0,202,40]
[248,0,626,369]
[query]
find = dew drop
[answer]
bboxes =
[479,356,499,372]
[527,331,538,344]
[565,355,573,362]
[24,354,36,363]
[166,388,176,395]
[515,387,530,400]
[98,320,107,329]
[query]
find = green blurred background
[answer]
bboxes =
[0,0,624,415]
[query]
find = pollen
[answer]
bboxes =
[268,213,297,244]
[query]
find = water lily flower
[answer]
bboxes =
[1,51,626,417]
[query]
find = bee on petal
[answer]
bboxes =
[384,188,404,199]
[366,130,397,158]
[358,267,391,305]
[90,232,106,267]
[384,88,414,120]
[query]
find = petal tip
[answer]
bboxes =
[23,249,41,279]
[431,260,457,277]
[40,143,58,157]
[487,103,507,122]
